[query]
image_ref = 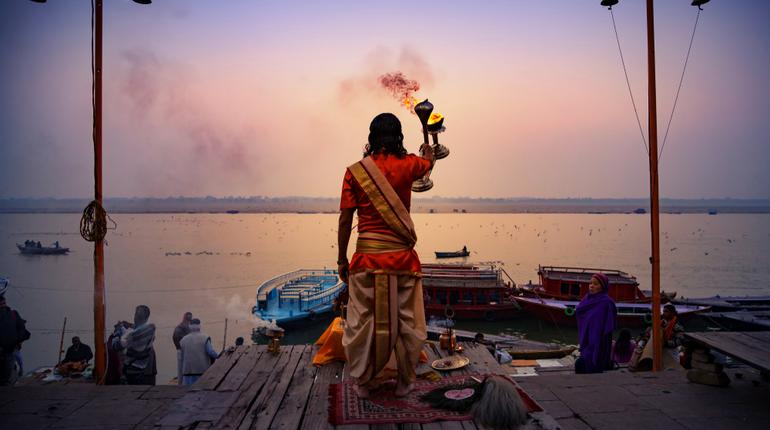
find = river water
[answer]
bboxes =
[2,213,769,383]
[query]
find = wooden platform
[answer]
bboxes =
[3,340,770,429]
[684,331,770,373]
[155,342,555,430]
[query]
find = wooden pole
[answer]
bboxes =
[93,0,107,384]
[56,317,67,366]
[222,318,229,351]
[645,0,663,372]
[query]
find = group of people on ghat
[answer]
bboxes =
[106,306,232,386]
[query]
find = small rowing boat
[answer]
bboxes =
[17,241,69,255]
[435,249,470,259]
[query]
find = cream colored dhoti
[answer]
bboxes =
[342,270,427,387]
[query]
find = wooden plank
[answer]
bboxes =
[215,345,292,429]
[685,332,770,372]
[298,361,343,430]
[240,345,305,430]
[423,343,481,430]
[695,332,770,357]
[463,342,505,375]
[723,332,770,356]
[156,390,241,427]
[371,424,398,430]
[742,331,770,345]
[218,345,267,392]
[269,346,320,430]
[194,345,249,391]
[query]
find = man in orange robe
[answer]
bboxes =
[338,113,434,398]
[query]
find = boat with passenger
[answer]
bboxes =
[252,269,345,326]
[435,246,470,259]
[421,263,519,321]
[16,240,69,255]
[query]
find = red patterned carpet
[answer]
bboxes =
[328,374,542,425]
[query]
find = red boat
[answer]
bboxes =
[518,266,675,304]
[514,296,708,328]
[421,263,520,321]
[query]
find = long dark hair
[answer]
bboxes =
[614,328,632,356]
[364,113,407,158]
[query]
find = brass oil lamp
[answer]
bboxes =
[266,326,285,354]
[412,99,449,192]
[438,305,461,353]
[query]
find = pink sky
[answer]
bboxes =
[1,0,769,199]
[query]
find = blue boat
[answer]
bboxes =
[252,269,345,326]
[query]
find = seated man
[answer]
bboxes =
[62,336,93,364]
[631,304,684,371]
[57,336,93,376]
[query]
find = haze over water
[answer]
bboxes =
[2,212,769,383]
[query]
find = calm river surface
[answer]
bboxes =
[2,213,769,383]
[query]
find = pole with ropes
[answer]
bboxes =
[600,0,709,371]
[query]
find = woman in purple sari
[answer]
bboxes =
[575,273,617,374]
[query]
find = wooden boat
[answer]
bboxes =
[16,242,69,255]
[435,249,470,259]
[518,265,675,304]
[425,326,576,359]
[513,296,709,328]
[672,295,770,312]
[252,269,344,326]
[421,263,520,320]
[698,310,770,331]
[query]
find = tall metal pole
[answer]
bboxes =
[645,0,663,371]
[93,0,107,383]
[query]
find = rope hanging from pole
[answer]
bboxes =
[659,8,702,162]
[609,8,649,155]
[80,200,115,242]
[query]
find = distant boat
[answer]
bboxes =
[252,269,345,326]
[225,210,240,214]
[633,208,647,214]
[435,248,470,259]
[17,242,69,255]
[708,210,718,215]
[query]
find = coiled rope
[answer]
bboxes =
[79,200,115,242]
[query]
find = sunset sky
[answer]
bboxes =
[1,0,769,199]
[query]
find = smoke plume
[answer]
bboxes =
[379,72,421,113]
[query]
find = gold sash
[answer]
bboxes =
[347,157,417,248]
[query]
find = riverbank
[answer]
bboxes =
[3,197,770,214]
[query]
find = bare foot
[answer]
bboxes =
[394,382,414,397]
[354,384,370,399]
